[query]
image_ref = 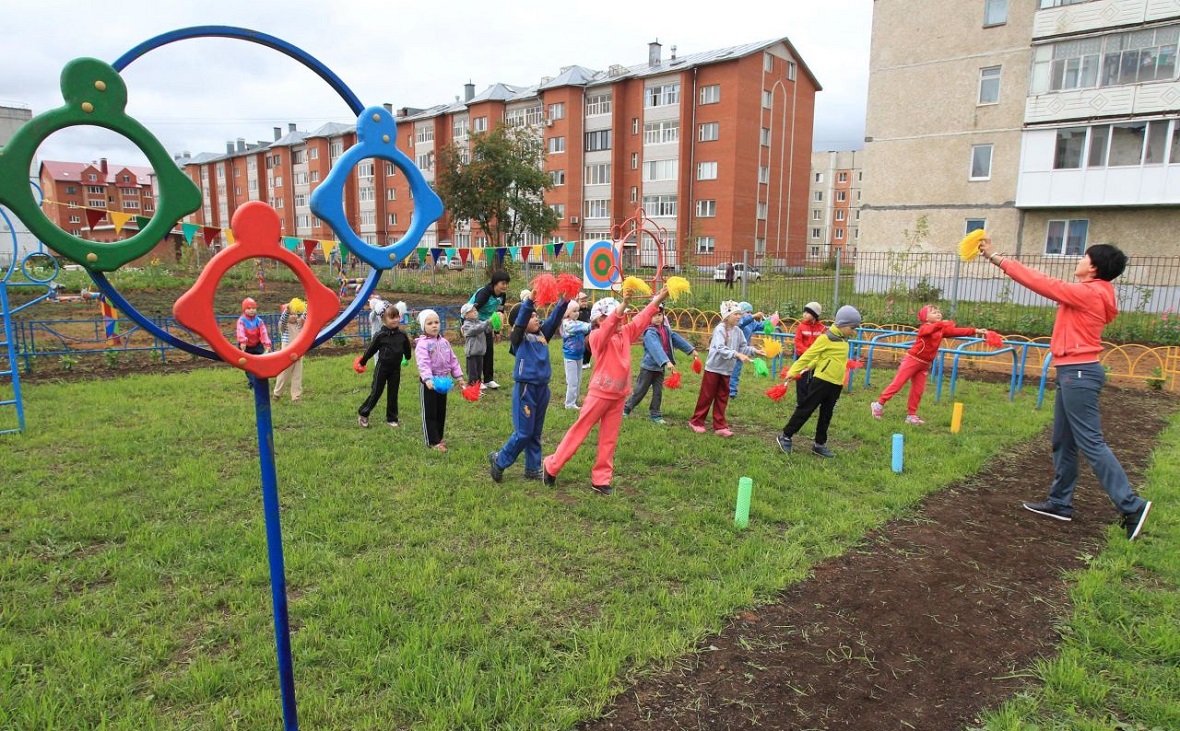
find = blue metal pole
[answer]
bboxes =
[251,377,299,731]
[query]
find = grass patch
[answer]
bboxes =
[0,343,1147,729]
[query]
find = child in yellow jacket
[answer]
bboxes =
[776,305,861,458]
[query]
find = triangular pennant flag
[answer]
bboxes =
[225,229,235,245]
[282,236,300,252]
[303,240,318,264]
[181,222,199,244]
[496,247,508,264]
[320,239,337,259]
[445,247,457,261]
[566,241,577,257]
[508,246,520,261]
[551,243,562,258]
[338,242,349,262]
[202,227,220,246]
[430,248,443,264]
[134,215,151,231]
[109,211,131,234]
[417,248,428,264]
[85,208,106,230]
[470,247,483,262]
[458,248,470,264]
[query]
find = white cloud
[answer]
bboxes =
[0,0,871,165]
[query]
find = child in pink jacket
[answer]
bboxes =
[414,309,466,451]
[542,284,671,495]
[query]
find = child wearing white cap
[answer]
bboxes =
[414,309,466,450]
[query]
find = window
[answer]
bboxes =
[294,194,307,208]
[835,228,845,240]
[549,170,566,186]
[631,152,639,169]
[965,219,987,234]
[415,152,434,170]
[360,210,376,226]
[1031,26,1180,94]
[549,203,565,218]
[762,90,773,108]
[757,203,768,220]
[359,186,375,202]
[835,209,846,221]
[86,185,104,194]
[811,228,821,239]
[836,190,847,202]
[814,172,823,183]
[310,170,319,183]
[292,150,305,164]
[645,83,680,108]
[585,129,611,152]
[630,186,638,203]
[759,166,770,183]
[983,0,1007,26]
[548,136,566,153]
[1054,127,1087,169]
[979,66,1001,104]
[697,161,718,180]
[1089,125,1110,166]
[584,199,610,218]
[586,93,611,116]
[970,144,993,180]
[453,119,469,138]
[1045,219,1089,256]
[695,236,715,253]
[761,128,771,146]
[216,164,224,180]
[68,214,81,224]
[387,188,396,200]
[643,159,679,182]
[473,116,488,133]
[65,186,77,195]
[388,213,398,226]
[87,173,96,182]
[787,61,797,81]
[699,85,720,104]
[764,52,774,72]
[696,199,716,217]
[309,148,318,160]
[632,118,639,135]
[642,195,677,217]
[644,120,679,145]
[1171,123,1180,163]
[1109,122,1147,166]
[1146,120,1169,163]
[330,141,343,159]
[838,172,848,183]
[357,162,374,179]
[814,191,823,202]
[415,126,434,143]
[585,163,611,186]
[812,209,822,221]
[548,103,565,120]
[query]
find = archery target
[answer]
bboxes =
[583,240,620,290]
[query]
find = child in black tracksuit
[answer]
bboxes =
[488,294,567,482]
[356,306,413,428]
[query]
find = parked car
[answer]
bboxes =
[713,263,761,282]
[435,255,465,271]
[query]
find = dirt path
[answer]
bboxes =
[578,388,1174,731]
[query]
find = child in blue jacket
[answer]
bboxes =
[489,294,567,482]
[729,302,765,398]
[623,304,697,424]
[560,299,593,409]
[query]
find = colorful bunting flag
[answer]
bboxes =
[282,236,300,252]
[520,246,531,263]
[84,208,106,230]
[181,223,199,244]
[417,248,428,265]
[458,248,470,264]
[225,229,235,245]
[445,247,456,260]
[470,248,483,262]
[550,243,562,258]
[202,227,220,247]
[430,248,443,264]
[320,239,337,259]
[134,215,151,231]
[303,240,318,264]
[565,240,577,257]
[109,211,131,234]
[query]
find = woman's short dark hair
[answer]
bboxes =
[489,270,511,285]
[1086,244,1128,282]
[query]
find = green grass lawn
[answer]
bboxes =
[1,344,1175,730]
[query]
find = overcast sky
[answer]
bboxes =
[0,0,872,167]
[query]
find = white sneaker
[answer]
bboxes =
[486,380,501,389]
[870,402,883,419]
[581,364,591,370]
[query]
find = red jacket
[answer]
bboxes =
[1000,258,1116,366]
[907,321,978,362]
[793,320,828,357]
[586,300,659,399]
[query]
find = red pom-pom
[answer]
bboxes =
[530,274,558,307]
[778,366,790,379]
[353,355,366,374]
[461,381,482,402]
[985,330,1003,347]
[556,273,583,302]
[765,383,788,402]
[666,371,682,389]
[691,355,702,374]
[846,359,865,370]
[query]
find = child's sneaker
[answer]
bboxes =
[386,421,399,428]
[434,442,447,452]
[776,435,793,453]
[904,415,925,425]
[812,443,836,458]
[651,416,669,425]
[715,428,735,438]
[1122,501,1152,541]
[358,415,369,428]
[486,381,502,390]
[488,452,504,483]
[688,420,707,434]
[871,402,883,419]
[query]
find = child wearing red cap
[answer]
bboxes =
[870,304,984,424]
[236,297,272,388]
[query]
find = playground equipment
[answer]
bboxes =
[0,27,442,731]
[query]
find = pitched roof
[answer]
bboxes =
[39,160,155,185]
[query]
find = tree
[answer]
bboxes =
[435,124,560,247]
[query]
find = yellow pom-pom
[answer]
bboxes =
[622,276,652,296]
[288,297,306,314]
[666,276,691,301]
[958,229,986,262]
[762,339,783,359]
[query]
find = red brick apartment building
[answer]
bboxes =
[39,158,158,244]
[54,38,820,268]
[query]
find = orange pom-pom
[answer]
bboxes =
[985,330,1003,347]
[691,355,702,374]
[765,383,788,402]
[530,274,558,307]
[461,381,482,402]
[846,359,865,370]
[556,273,583,301]
[665,371,682,389]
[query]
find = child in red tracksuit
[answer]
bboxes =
[542,284,671,495]
[792,301,828,402]
[871,304,984,424]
